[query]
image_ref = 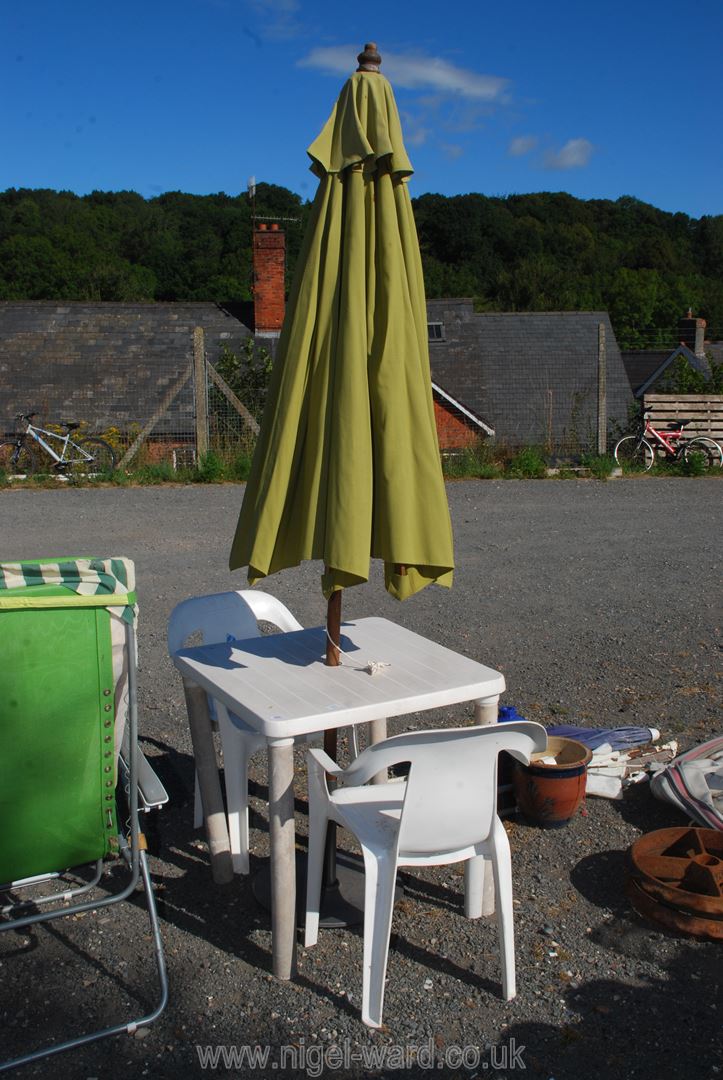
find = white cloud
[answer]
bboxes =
[508,135,538,157]
[441,143,464,160]
[544,138,594,169]
[245,0,301,40]
[405,126,431,147]
[299,45,509,101]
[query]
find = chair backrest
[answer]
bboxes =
[342,721,547,856]
[0,557,138,882]
[167,589,302,654]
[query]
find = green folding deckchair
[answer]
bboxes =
[0,557,168,1072]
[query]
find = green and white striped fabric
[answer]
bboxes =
[0,557,137,623]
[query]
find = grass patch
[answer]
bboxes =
[5,438,715,491]
[580,453,616,480]
[507,446,547,479]
[225,451,253,482]
[443,444,504,479]
[131,462,178,485]
[194,451,226,483]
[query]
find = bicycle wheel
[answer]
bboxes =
[0,440,37,477]
[72,437,117,475]
[614,436,654,471]
[683,437,723,471]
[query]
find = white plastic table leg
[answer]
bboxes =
[474,695,499,727]
[475,695,500,916]
[267,736,297,979]
[368,717,388,784]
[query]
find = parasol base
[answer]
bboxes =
[252,850,403,929]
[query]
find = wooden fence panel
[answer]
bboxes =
[644,394,723,442]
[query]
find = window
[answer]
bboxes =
[427,322,445,342]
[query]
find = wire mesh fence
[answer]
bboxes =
[1,302,720,474]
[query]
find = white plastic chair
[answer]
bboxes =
[304,720,548,1028]
[168,590,303,875]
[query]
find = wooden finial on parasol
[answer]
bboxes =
[356,42,382,72]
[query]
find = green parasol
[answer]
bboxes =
[229,42,454,656]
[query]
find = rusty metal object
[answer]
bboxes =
[626,827,723,940]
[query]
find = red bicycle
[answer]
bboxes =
[614,410,723,472]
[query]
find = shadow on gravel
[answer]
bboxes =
[607,780,692,832]
[570,849,631,915]
[501,943,720,1080]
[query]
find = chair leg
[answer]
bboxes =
[193,770,203,829]
[224,744,251,876]
[303,803,328,949]
[464,855,485,919]
[360,848,398,1029]
[489,818,516,1000]
[216,711,253,876]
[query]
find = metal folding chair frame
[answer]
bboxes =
[0,620,169,1072]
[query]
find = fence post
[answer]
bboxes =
[193,327,209,460]
[597,322,607,454]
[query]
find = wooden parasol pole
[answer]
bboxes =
[322,586,342,888]
[325,589,341,667]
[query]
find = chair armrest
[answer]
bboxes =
[307,747,345,780]
[119,726,169,811]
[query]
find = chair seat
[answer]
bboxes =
[331,785,404,846]
[332,785,485,865]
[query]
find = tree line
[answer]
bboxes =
[1,184,721,350]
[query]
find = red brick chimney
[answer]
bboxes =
[678,308,706,358]
[253,223,285,337]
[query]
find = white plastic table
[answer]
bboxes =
[172,616,505,979]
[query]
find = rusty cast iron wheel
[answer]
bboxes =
[626,826,723,940]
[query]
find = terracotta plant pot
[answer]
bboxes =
[512,736,592,828]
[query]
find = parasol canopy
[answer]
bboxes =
[229,44,454,606]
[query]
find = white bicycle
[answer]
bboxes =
[0,413,117,476]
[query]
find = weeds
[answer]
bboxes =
[580,453,616,480]
[131,462,177,485]
[507,446,547,479]
[443,444,504,480]
[2,439,717,490]
[194,452,225,484]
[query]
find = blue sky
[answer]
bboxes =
[2,0,721,218]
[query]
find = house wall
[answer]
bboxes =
[433,400,480,449]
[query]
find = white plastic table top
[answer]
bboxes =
[171,616,506,739]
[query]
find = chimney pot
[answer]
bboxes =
[258,223,268,231]
[270,222,279,231]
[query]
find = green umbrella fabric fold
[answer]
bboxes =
[307,71,413,180]
[229,71,454,601]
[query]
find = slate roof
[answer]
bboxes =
[426,300,630,449]
[621,351,670,396]
[0,302,252,434]
[622,344,713,398]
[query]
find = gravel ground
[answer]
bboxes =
[0,478,720,1080]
